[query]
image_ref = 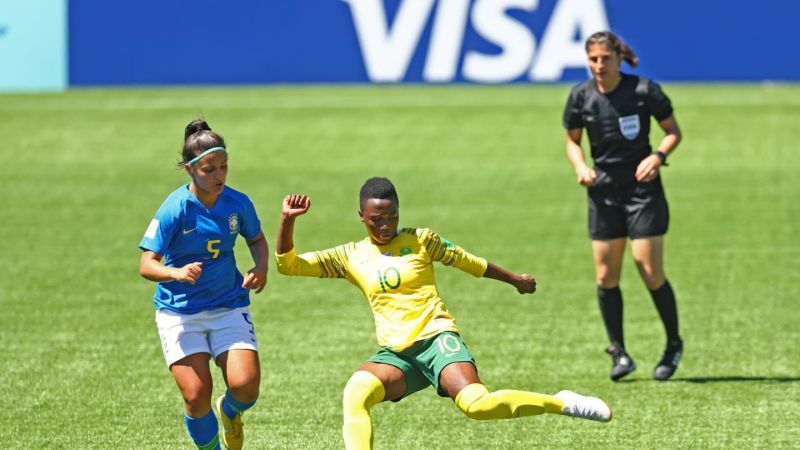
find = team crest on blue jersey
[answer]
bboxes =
[228,213,239,235]
[619,114,640,140]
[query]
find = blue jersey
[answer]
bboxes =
[139,184,261,314]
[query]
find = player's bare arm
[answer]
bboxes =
[243,230,269,293]
[483,262,536,294]
[277,194,311,254]
[139,250,203,284]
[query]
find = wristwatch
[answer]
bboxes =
[654,150,668,166]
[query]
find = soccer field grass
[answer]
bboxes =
[1,84,798,449]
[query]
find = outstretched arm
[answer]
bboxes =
[483,262,536,294]
[277,194,311,254]
[276,194,344,278]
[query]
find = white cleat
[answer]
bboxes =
[555,390,612,422]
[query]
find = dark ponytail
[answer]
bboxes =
[184,118,211,140]
[179,118,226,166]
[585,31,639,68]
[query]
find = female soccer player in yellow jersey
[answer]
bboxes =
[276,177,612,449]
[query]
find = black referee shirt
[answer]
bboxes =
[563,73,673,170]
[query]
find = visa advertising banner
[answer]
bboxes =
[6,0,798,89]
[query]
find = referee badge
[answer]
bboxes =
[619,114,640,140]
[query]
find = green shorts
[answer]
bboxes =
[368,331,476,399]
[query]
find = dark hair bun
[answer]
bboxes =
[184,119,211,140]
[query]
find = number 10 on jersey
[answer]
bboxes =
[376,267,401,292]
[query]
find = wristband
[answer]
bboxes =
[654,150,668,166]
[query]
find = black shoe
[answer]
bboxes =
[606,346,636,381]
[653,340,683,381]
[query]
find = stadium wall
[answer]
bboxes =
[2,0,796,90]
[0,1,67,91]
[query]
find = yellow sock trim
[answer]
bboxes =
[455,383,563,420]
[342,371,385,450]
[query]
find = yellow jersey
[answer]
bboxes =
[276,228,488,350]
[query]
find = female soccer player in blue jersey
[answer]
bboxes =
[276,177,612,450]
[563,31,684,381]
[139,119,268,450]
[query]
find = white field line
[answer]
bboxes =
[1,86,798,112]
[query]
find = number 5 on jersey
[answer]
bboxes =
[207,240,221,259]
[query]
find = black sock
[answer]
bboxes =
[597,286,625,350]
[650,280,681,345]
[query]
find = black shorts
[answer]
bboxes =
[587,175,669,240]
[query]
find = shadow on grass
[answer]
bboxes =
[619,376,800,384]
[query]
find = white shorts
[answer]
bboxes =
[155,306,259,367]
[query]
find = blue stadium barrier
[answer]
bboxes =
[2,0,797,89]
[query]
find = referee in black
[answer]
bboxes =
[562,31,684,381]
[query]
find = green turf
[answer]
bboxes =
[1,84,798,449]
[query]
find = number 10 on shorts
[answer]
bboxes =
[435,334,462,356]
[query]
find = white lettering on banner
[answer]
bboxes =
[424,0,471,82]
[529,0,608,80]
[344,0,609,83]
[463,0,538,83]
[342,0,437,82]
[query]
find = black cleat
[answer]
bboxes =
[653,340,683,381]
[606,346,636,381]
